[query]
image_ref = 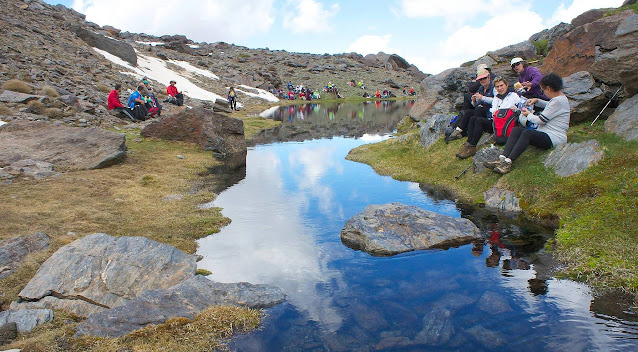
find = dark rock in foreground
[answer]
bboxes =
[340,203,480,256]
[74,275,286,337]
[0,232,50,280]
[0,120,126,171]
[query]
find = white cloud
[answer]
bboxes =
[399,0,488,19]
[72,0,275,43]
[282,0,340,34]
[548,0,625,25]
[346,34,395,56]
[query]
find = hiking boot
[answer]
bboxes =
[447,128,463,142]
[483,155,505,170]
[456,142,476,159]
[494,159,512,174]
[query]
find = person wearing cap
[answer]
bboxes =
[447,67,495,142]
[165,80,183,106]
[511,57,548,100]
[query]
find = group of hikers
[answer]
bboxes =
[445,57,570,175]
[107,78,183,121]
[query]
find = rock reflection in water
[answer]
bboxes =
[249,100,414,145]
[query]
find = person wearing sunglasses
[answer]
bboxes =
[511,57,548,100]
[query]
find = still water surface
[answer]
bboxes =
[197,102,637,351]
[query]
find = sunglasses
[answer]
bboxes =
[478,76,489,81]
[511,62,523,68]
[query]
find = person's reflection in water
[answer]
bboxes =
[471,240,484,257]
[528,278,548,295]
[486,224,505,267]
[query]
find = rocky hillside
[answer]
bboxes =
[0,0,425,129]
[409,1,638,138]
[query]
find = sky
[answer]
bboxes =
[43,0,624,74]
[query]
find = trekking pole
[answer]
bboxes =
[591,85,622,126]
[455,164,473,181]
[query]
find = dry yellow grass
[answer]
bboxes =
[1,79,32,93]
[40,85,60,97]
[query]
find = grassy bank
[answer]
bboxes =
[0,130,260,350]
[347,119,638,295]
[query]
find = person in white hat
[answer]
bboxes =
[511,57,548,100]
[447,66,496,142]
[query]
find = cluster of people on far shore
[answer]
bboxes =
[107,78,184,121]
[445,57,570,175]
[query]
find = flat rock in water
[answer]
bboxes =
[340,203,480,256]
[74,275,286,337]
[0,120,126,171]
[15,233,197,317]
[413,306,455,345]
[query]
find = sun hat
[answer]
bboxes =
[475,68,490,81]
[510,57,524,66]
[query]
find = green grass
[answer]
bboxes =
[347,122,638,294]
[606,3,638,16]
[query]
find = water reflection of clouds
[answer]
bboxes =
[197,146,346,331]
[289,145,344,219]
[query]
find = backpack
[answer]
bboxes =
[492,108,520,145]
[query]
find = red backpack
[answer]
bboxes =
[492,108,520,145]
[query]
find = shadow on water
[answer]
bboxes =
[196,101,637,351]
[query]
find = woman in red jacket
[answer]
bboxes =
[107,84,135,121]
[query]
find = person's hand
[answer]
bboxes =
[521,107,531,117]
[526,98,538,106]
[522,81,532,90]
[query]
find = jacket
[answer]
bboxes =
[107,89,124,110]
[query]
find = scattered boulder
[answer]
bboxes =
[478,291,512,314]
[0,232,50,280]
[529,22,573,53]
[413,306,454,346]
[467,325,506,349]
[0,159,55,180]
[562,71,605,121]
[473,146,503,173]
[419,114,452,150]
[487,41,536,63]
[14,233,197,317]
[72,25,137,66]
[141,108,247,169]
[74,275,286,337]
[605,93,638,140]
[0,91,43,104]
[0,322,17,345]
[0,120,126,171]
[544,140,604,177]
[0,309,53,333]
[571,9,607,28]
[340,203,480,256]
[483,187,522,213]
[386,54,411,70]
[410,68,473,119]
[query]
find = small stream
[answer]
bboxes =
[197,101,638,351]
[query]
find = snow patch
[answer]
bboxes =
[168,60,220,80]
[0,120,7,128]
[188,44,200,49]
[136,41,164,46]
[237,85,279,102]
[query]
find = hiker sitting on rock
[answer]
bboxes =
[456,76,519,159]
[107,84,135,121]
[165,80,184,106]
[447,67,495,142]
[511,57,548,100]
[127,85,149,121]
[484,73,570,175]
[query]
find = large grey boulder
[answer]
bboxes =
[605,93,638,141]
[74,275,286,337]
[141,108,246,169]
[0,309,53,333]
[0,232,50,280]
[473,146,503,173]
[418,114,452,150]
[0,159,55,180]
[340,203,480,256]
[544,140,604,177]
[486,40,536,63]
[529,22,573,53]
[410,68,474,120]
[14,233,197,317]
[483,187,522,213]
[562,71,605,122]
[0,120,126,171]
[413,306,454,345]
[72,26,137,66]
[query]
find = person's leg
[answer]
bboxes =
[468,116,490,146]
[508,130,552,161]
[503,126,524,158]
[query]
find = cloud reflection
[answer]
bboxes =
[197,145,347,331]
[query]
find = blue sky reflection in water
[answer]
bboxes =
[196,104,637,351]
